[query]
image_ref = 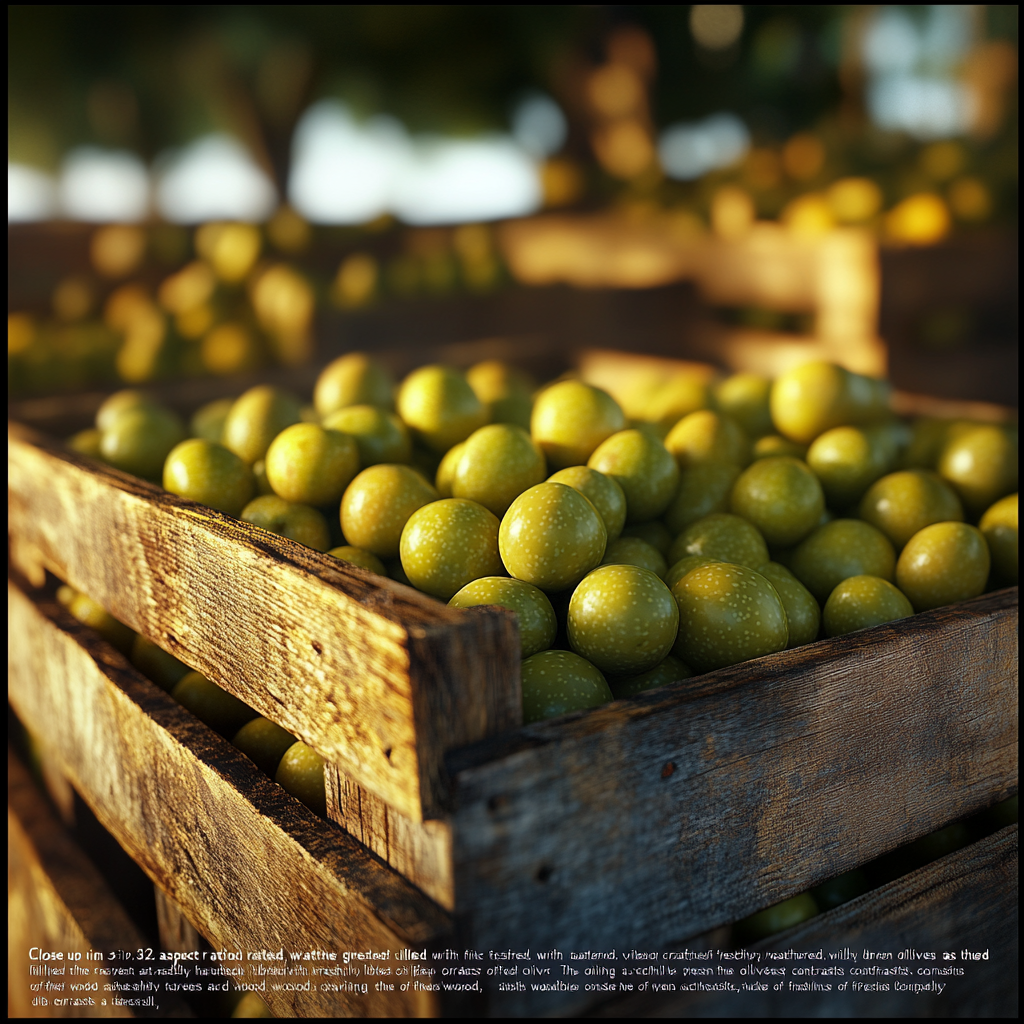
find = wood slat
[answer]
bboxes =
[445,587,1018,1017]
[7,577,457,1018]
[8,422,521,821]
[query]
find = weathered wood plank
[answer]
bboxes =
[8,748,194,1019]
[596,824,1018,1018]
[446,587,1018,1016]
[154,888,202,958]
[7,577,456,1017]
[8,422,521,821]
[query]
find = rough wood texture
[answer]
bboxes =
[8,749,194,1019]
[445,587,1018,1017]
[8,578,456,1018]
[8,422,521,821]
[597,824,1018,1018]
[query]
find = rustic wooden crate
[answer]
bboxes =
[7,348,1019,1017]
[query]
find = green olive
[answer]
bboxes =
[322,404,411,466]
[400,498,503,600]
[823,575,914,636]
[520,649,613,724]
[190,397,234,443]
[858,469,964,550]
[327,545,388,576]
[163,439,255,516]
[902,417,953,469]
[664,554,715,590]
[434,442,465,498]
[751,434,809,461]
[396,364,488,454]
[648,374,713,433]
[714,373,773,438]
[466,360,535,430]
[729,457,825,547]
[547,466,627,543]
[95,389,159,432]
[895,521,990,612]
[530,380,625,470]
[232,716,297,776]
[790,519,896,605]
[671,561,788,673]
[171,671,258,737]
[587,428,680,524]
[668,512,769,570]
[452,423,547,517]
[807,426,889,509]
[241,494,331,551]
[664,410,750,470]
[811,869,870,911]
[936,422,1018,518]
[601,536,668,578]
[130,634,190,692]
[499,482,607,592]
[734,893,819,943]
[275,741,326,815]
[568,564,679,675]
[67,593,135,655]
[979,493,1017,585]
[67,428,103,458]
[340,464,438,558]
[758,562,821,648]
[608,654,692,699]
[449,576,557,658]
[264,423,360,507]
[222,385,303,465]
[620,520,673,557]
[314,352,394,416]
[663,461,741,535]
[251,459,275,495]
[100,405,187,479]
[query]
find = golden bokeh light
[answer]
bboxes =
[115,305,166,382]
[587,64,645,119]
[105,284,155,333]
[53,277,94,322]
[90,225,147,279]
[744,148,782,191]
[885,193,951,246]
[332,253,379,309]
[201,322,260,375]
[592,120,655,180]
[947,177,992,222]
[158,261,216,315]
[251,264,314,365]
[782,133,826,182]
[919,141,967,182]
[782,194,835,237]
[267,205,312,254]
[540,158,585,208]
[8,313,35,355]
[690,5,744,51]
[826,178,883,224]
[711,186,755,240]
[194,222,262,283]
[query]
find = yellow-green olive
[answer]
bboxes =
[101,405,187,479]
[758,562,821,648]
[588,428,680,524]
[714,373,773,438]
[668,512,770,570]
[222,385,303,465]
[601,536,668,578]
[163,438,255,516]
[663,461,742,535]
[895,521,990,612]
[340,464,438,558]
[449,576,557,658]
[936,422,1017,518]
[452,423,547,517]
[397,364,488,454]
[822,575,914,636]
[130,634,190,692]
[664,410,750,470]
[275,741,327,815]
[858,469,964,550]
[171,671,258,737]
[322,404,411,466]
[979,492,1017,585]
[241,494,331,551]
[790,519,896,605]
[520,649,613,724]
[314,352,394,416]
[729,457,825,547]
[264,423,360,507]
[530,380,624,470]
[547,466,627,543]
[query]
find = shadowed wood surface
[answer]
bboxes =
[8,422,521,821]
[595,824,1018,1018]
[8,749,194,1019]
[444,587,1017,1016]
[8,577,456,1018]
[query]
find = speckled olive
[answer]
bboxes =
[163,439,255,516]
[568,564,679,675]
[530,380,625,470]
[621,520,673,557]
[190,397,233,443]
[807,426,888,509]
[823,575,914,636]
[671,561,788,673]
[858,469,964,550]
[608,654,693,699]
[100,405,187,479]
[452,423,547,517]
[130,635,190,692]
[400,498,503,600]
[263,423,359,508]
[275,741,327,815]
[171,671,258,736]
[449,576,557,658]
[466,360,535,430]
[520,649,613,724]
[979,493,1017,585]
[547,466,627,543]
[232,717,297,776]
[322,405,411,466]
[664,410,750,470]
[714,372,773,438]
[499,482,607,592]
[314,352,394,416]
[396,364,488,454]
[895,521,990,611]
[790,519,896,605]
[936,422,1018,518]
[601,536,668,578]
[758,561,821,648]
[648,374,713,433]
[222,385,303,464]
[729,457,825,547]
[587,428,680,524]
[327,545,388,576]
[663,461,741,535]
[241,494,331,551]
[433,442,464,498]
[340,464,438,558]
[664,554,715,590]
[668,512,769,570]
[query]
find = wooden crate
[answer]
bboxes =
[7,347,1019,1017]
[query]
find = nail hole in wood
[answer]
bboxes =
[311,640,323,656]
[535,864,554,883]
[165,633,177,646]
[383,748,393,762]
[661,761,676,778]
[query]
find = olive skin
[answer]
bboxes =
[734,893,819,943]
[807,426,889,509]
[979,493,1017,585]
[449,576,557,658]
[665,555,715,590]
[752,434,809,461]
[452,423,547,517]
[264,423,360,508]
[858,469,964,550]
[790,519,896,605]
[547,466,627,543]
[520,649,613,724]
[608,654,693,699]
[499,482,608,592]
[400,498,503,601]
[222,385,303,465]
[895,521,990,612]
[588,429,680,524]
[729,457,825,547]
[241,494,331,551]
[434,442,465,498]
[621,520,673,557]
[530,380,625,470]
[648,374,713,434]
[397,364,488,454]
[322,405,411,466]
[164,439,255,516]
[67,593,135,655]
[101,405,187,479]
[568,564,679,675]
[314,352,394,416]
[601,536,667,578]
[671,561,788,673]
[340,464,438,558]
[130,634,190,692]
[822,575,915,637]
[758,562,821,648]
[232,717,297,776]
[171,671,258,737]
[664,410,750,470]
[466,359,535,430]
[663,461,741,535]
[190,397,234,443]
[95,389,159,432]
[936,423,1018,518]
[275,741,327,816]
[327,545,388,576]
[668,512,770,570]
[67,428,103,458]
[714,373,773,438]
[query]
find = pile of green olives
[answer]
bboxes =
[72,354,1017,728]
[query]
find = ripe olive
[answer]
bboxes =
[979,492,1017,585]
[434,442,465,498]
[100,405,187,479]
[327,545,388,576]
[664,410,750,469]
[807,426,888,509]
[232,716,297,776]
[663,461,741,535]
[314,352,394,416]
[264,423,360,507]
[588,428,680,524]
[608,654,692,699]
[340,464,438,558]
[275,741,327,815]
[668,512,769,570]
[936,422,1017,518]
[396,364,488,454]
[66,592,135,655]
[822,575,914,637]
[530,380,624,470]
[190,397,233,443]
[222,385,303,465]
[95,389,159,432]
[452,423,547,517]
[241,494,331,551]
[547,466,627,543]
[67,428,103,458]
[449,576,557,658]
[790,519,896,605]
[466,359,534,429]
[715,373,773,438]
[164,439,255,516]
[758,562,821,648]
[171,671,258,737]
[400,498,503,600]
[770,361,886,444]
[858,469,964,550]
[322,404,411,466]
[895,521,990,612]
[520,649,613,724]
[734,893,819,943]
[665,554,715,590]
[621,520,673,557]
[729,457,825,547]
[601,536,667,578]
[648,373,712,434]
[130,634,190,692]
[751,434,809,461]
